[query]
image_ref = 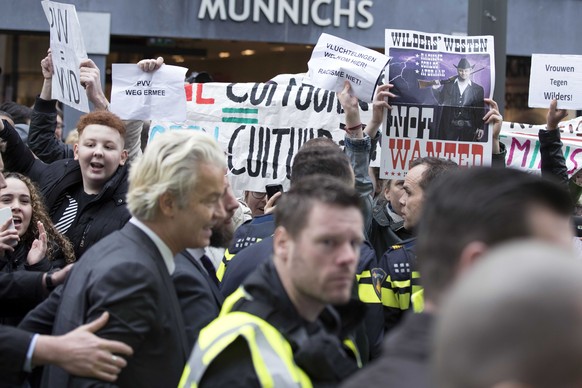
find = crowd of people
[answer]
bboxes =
[1,49,582,388]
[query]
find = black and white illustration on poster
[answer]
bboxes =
[382,29,495,177]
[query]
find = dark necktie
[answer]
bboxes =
[200,254,220,286]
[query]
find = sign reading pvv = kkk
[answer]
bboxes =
[305,33,390,103]
[529,54,582,110]
[42,1,90,113]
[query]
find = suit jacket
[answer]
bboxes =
[24,222,189,387]
[0,271,45,319]
[173,251,224,350]
[0,326,33,384]
[433,80,485,141]
[0,271,45,385]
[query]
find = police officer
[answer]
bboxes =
[180,175,366,387]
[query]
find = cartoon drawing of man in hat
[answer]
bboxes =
[431,58,485,142]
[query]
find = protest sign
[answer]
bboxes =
[150,81,374,193]
[304,33,390,103]
[110,64,188,121]
[381,29,495,177]
[500,117,582,176]
[41,0,89,113]
[149,81,582,192]
[528,54,582,110]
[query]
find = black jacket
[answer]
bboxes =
[220,235,383,362]
[1,120,130,259]
[202,261,364,387]
[27,97,74,163]
[368,196,413,260]
[539,129,569,186]
[0,244,62,326]
[340,312,434,388]
[173,251,224,350]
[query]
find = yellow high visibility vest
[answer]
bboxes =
[411,289,425,313]
[179,310,313,388]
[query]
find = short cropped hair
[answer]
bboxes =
[76,111,126,142]
[275,174,360,238]
[290,144,353,186]
[299,136,338,150]
[127,130,226,221]
[434,241,582,388]
[0,102,31,124]
[409,156,458,191]
[417,167,573,304]
[0,110,14,122]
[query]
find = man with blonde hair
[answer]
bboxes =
[22,130,227,387]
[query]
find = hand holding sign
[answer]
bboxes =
[79,59,108,111]
[137,56,164,72]
[546,99,568,131]
[367,83,395,138]
[41,49,54,80]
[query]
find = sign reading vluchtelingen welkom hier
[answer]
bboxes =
[529,54,582,110]
[304,33,390,103]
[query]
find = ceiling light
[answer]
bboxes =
[271,46,285,52]
[241,49,256,56]
[172,55,185,63]
[218,51,231,58]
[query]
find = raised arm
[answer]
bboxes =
[337,81,374,236]
[540,99,568,186]
[28,49,74,163]
[365,83,395,140]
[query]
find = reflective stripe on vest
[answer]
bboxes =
[355,270,381,304]
[216,249,235,281]
[411,289,425,313]
[179,311,312,388]
[357,269,404,309]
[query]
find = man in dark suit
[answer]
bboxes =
[432,58,486,142]
[174,174,239,349]
[20,130,227,387]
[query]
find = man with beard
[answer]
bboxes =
[173,174,239,349]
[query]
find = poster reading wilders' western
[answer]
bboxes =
[381,29,495,177]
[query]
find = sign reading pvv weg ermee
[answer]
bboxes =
[529,54,582,110]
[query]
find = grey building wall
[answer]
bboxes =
[1,0,465,48]
[0,0,578,55]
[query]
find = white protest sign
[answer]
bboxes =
[528,54,582,110]
[110,64,188,121]
[304,33,390,103]
[150,82,375,193]
[41,1,89,113]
